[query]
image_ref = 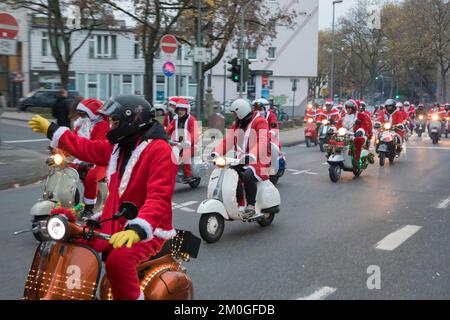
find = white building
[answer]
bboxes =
[29,18,195,102]
[210,0,319,117]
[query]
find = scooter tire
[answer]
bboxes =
[257,213,275,227]
[188,178,201,189]
[389,155,395,164]
[269,175,279,185]
[319,141,325,152]
[306,138,311,148]
[199,213,225,243]
[329,165,341,183]
[379,153,385,167]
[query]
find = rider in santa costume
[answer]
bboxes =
[323,100,341,123]
[166,98,198,182]
[305,102,318,122]
[377,99,406,152]
[252,98,281,149]
[163,97,179,128]
[211,99,270,220]
[72,98,110,217]
[28,95,177,300]
[336,99,374,166]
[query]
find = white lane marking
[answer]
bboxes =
[296,287,337,300]
[375,225,422,251]
[436,197,450,209]
[405,146,450,150]
[287,169,318,175]
[172,201,198,212]
[3,138,48,143]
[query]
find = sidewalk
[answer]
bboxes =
[1,110,55,122]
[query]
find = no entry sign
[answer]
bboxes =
[160,34,178,54]
[0,13,19,39]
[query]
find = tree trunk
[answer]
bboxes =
[441,71,447,102]
[60,63,69,90]
[144,52,154,104]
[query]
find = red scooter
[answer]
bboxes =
[304,118,319,148]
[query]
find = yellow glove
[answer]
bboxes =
[109,230,141,249]
[28,115,50,135]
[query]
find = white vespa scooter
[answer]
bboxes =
[197,156,280,243]
[15,151,107,242]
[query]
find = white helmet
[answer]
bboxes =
[403,101,410,106]
[253,98,270,113]
[395,102,403,108]
[230,98,252,119]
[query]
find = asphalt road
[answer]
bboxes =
[0,119,50,154]
[1,134,449,300]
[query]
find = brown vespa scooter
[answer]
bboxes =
[22,202,200,300]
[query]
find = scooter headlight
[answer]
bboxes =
[322,119,328,125]
[419,115,424,120]
[307,118,313,124]
[53,154,65,166]
[215,157,227,168]
[338,128,347,136]
[432,115,438,121]
[384,123,391,130]
[47,216,68,241]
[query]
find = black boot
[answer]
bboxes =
[81,204,95,219]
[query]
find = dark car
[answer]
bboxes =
[18,90,79,111]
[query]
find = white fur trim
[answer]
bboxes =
[137,291,144,300]
[356,128,365,135]
[50,127,70,148]
[83,197,97,205]
[76,102,97,120]
[154,228,177,240]
[126,218,154,242]
[106,145,119,183]
[90,211,102,221]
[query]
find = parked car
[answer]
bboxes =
[18,90,79,111]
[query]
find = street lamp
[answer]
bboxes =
[330,0,343,101]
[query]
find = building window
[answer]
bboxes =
[247,47,257,60]
[88,74,98,98]
[41,32,48,56]
[89,35,117,59]
[122,74,133,95]
[269,80,274,90]
[134,41,144,59]
[268,47,277,59]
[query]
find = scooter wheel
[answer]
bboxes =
[188,178,201,189]
[329,165,341,183]
[269,175,279,185]
[257,213,275,227]
[306,138,311,148]
[379,153,385,167]
[319,142,325,152]
[199,213,225,243]
[389,156,395,164]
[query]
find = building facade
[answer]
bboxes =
[210,0,319,117]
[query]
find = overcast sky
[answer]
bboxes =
[319,0,357,30]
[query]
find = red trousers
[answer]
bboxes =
[104,238,165,300]
[73,165,106,204]
[353,136,367,162]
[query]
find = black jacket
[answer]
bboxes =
[52,96,71,127]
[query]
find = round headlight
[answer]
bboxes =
[53,154,64,166]
[432,115,438,121]
[419,115,424,120]
[215,157,227,168]
[47,216,68,240]
[338,128,347,136]
[384,123,391,130]
[322,119,328,125]
[307,118,313,124]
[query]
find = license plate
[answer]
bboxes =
[378,145,387,152]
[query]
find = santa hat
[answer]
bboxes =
[76,98,103,120]
[175,98,191,113]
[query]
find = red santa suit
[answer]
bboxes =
[305,107,317,122]
[163,97,179,128]
[48,121,177,300]
[407,106,416,119]
[166,104,198,178]
[378,109,405,140]
[315,107,327,122]
[323,107,341,123]
[264,109,281,149]
[72,99,110,205]
[214,111,270,181]
[336,104,372,162]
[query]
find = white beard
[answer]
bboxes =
[75,118,92,139]
[343,113,357,132]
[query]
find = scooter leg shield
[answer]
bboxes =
[196,199,228,220]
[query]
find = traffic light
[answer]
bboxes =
[227,58,240,83]
[395,94,400,99]
[375,76,379,80]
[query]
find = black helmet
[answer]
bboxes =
[384,98,396,114]
[99,95,154,144]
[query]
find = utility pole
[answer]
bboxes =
[239,0,256,98]
[330,0,343,101]
[195,0,203,118]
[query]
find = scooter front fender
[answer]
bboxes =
[30,200,54,217]
[328,154,344,163]
[197,199,229,220]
